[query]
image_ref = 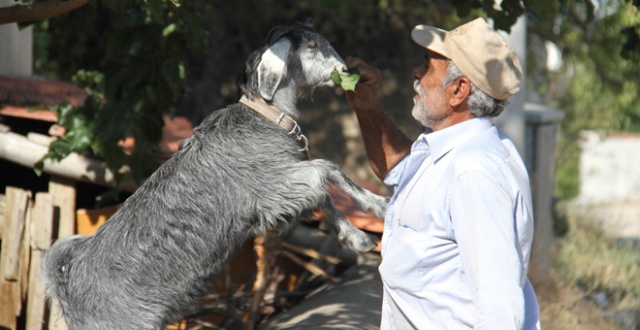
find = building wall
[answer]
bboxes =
[577,130,640,240]
[580,131,640,203]
[0,0,33,76]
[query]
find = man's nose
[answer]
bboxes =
[412,65,425,80]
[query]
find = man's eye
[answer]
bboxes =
[422,55,430,68]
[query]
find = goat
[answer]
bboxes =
[42,22,387,330]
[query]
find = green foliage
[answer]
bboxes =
[444,0,524,32]
[31,0,640,201]
[331,67,361,92]
[528,0,640,198]
[35,0,212,187]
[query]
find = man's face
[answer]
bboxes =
[411,52,450,130]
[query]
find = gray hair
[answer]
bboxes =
[442,61,510,118]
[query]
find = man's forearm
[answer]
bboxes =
[353,105,412,180]
[343,56,412,179]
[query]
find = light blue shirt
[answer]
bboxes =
[379,117,540,330]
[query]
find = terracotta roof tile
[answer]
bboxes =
[0,74,87,107]
[0,105,58,122]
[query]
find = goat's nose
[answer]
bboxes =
[335,64,348,73]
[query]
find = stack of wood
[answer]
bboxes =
[0,181,75,330]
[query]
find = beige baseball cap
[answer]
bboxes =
[411,18,523,100]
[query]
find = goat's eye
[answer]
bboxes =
[307,40,317,50]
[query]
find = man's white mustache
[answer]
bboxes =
[414,80,422,96]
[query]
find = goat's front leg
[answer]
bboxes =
[318,195,378,252]
[310,159,389,218]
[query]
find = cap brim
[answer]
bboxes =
[411,25,448,57]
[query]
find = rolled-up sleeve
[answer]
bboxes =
[383,154,409,192]
[450,169,526,330]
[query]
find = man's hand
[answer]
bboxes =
[342,56,412,180]
[344,56,382,113]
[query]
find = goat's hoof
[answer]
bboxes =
[346,233,378,253]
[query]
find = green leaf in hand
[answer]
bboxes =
[331,67,361,92]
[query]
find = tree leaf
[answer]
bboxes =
[163,23,177,37]
[144,0,164,23]
[332,67,361,92]
[49,140,72,160]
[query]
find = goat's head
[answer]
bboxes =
[238,22,347,102]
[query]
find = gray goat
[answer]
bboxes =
[42,22,387,330]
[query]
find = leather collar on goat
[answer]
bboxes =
[240,95,310,158]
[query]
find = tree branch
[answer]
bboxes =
[0,0,88,25]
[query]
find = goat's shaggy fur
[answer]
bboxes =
[42,22,387,330]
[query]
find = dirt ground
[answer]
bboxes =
[537,274,620,330]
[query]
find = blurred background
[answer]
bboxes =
[1,0,639,329]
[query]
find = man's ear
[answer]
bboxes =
[448,77,471,107]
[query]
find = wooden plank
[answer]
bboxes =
[31,193,54,250]
[48,177,74,330]
[0,187,30,330]
[0,281,20,329]
[1,187,29,280]
[49,176,76,239]
[0,193,5,236]
[26,193,54,330]
[21,200,32,300]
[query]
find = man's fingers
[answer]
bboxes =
[345,57,380,85]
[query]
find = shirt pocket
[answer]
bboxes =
[379,223,428,294]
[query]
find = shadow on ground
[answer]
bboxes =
[260,263,382,330]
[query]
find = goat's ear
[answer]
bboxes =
[257,38,291,101]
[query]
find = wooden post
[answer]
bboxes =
[246,233,279,330]
[26,193,53,330]
[49,176,76,238]
[48,176,75,330]
[0,186,30,329]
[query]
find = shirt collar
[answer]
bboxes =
[418,117,494,163]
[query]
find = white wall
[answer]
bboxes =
[0,0,33,76]
[579,131,640,203]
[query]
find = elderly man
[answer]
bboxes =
[345,18,541,329]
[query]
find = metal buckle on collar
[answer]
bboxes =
[296,133,309,154]
[288,123,308,154]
